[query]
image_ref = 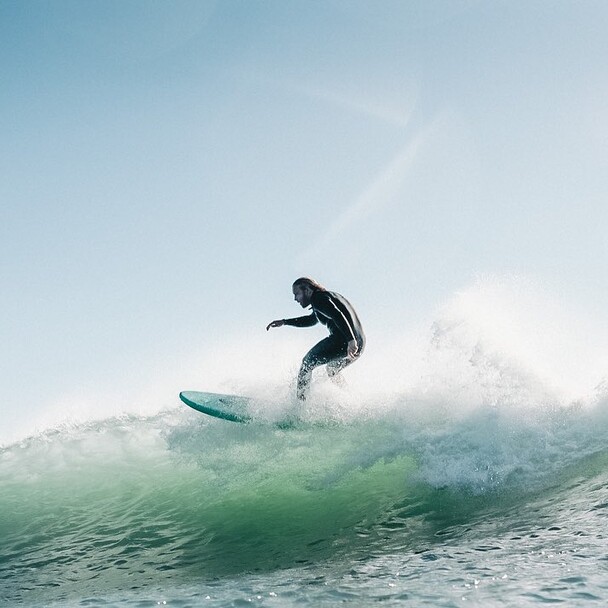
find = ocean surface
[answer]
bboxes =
[2,386,608,607]
[3,288,608,607]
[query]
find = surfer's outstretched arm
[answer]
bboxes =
[267,314,318,331]
[284,314,318,328]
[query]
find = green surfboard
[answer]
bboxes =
[179,391,253,423]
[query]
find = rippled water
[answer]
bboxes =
[2,391,608,607]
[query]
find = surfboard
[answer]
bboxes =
[179,390,303,429]
[179,391,253,423]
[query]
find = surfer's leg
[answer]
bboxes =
[326,337,365,376]
[325,356,353,390]
[326,355,352,375]
[297,337,347,400]
[296,366,313,400]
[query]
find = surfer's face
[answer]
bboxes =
[293,285,312,308]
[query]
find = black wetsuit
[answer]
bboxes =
[283,289,365,398]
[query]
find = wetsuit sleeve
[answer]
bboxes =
[283,314,318,328]
[313,292,356,341]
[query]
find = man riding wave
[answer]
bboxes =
[267,277,365,400]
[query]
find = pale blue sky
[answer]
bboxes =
[2,1,607,438]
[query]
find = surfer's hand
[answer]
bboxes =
[347,339,358,359]
[266,319,285,331]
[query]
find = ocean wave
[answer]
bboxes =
[3,278,608,604]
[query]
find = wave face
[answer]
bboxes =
[0,411,414,604]
[2,390,608,606]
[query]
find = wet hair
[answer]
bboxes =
[292,277,326,292]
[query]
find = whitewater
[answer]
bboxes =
[2,280,608,606]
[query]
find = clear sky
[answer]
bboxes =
[2,1,607,439]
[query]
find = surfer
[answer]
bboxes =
[266,277,365,400]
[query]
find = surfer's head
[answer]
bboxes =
[292,277,324,308]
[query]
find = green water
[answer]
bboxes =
[2,407,608,606]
